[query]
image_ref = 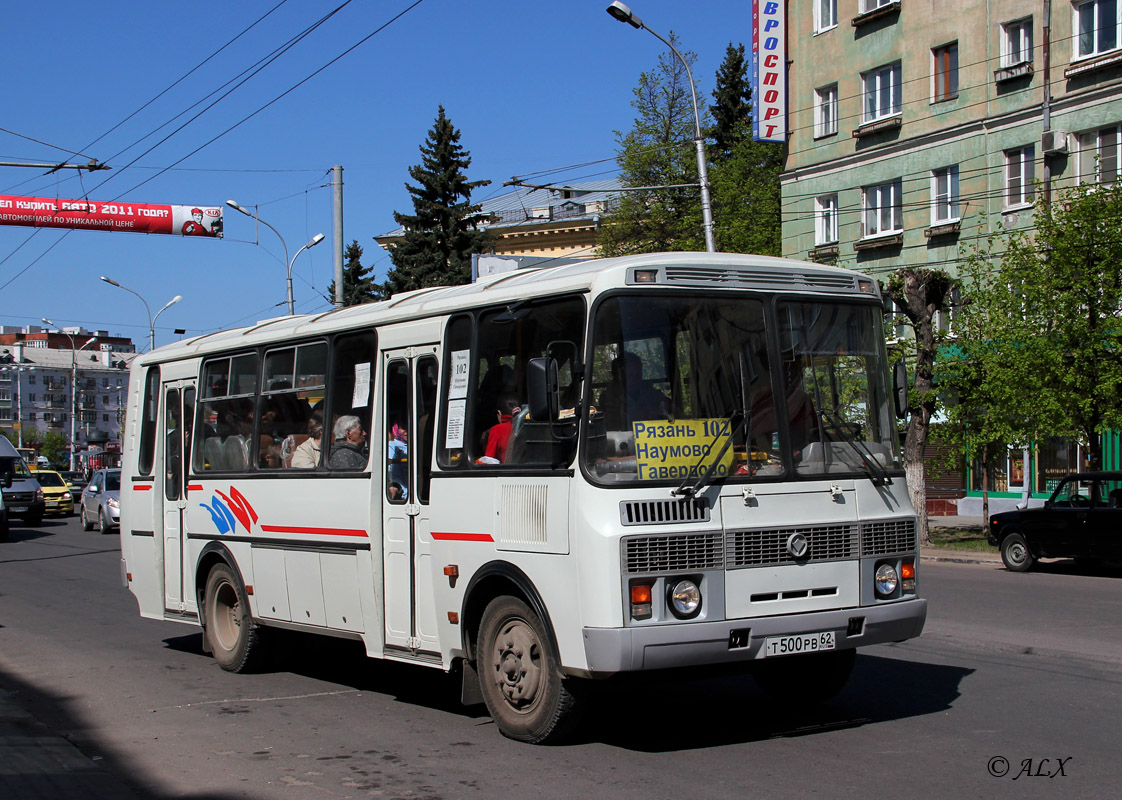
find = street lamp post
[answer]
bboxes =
[1,365,36,448]
[42,319,97,471]
[606,1,717,253]
[99,277,181,352]
[226,200,325,316]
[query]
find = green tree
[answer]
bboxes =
[41,431,68,466]
[884,268,958,543]
[946,182,1122,471]
[380,106,492,297]
[708,43,752,164]
[598,33,706,256]
[325,240,376,307]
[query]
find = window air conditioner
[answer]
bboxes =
[1041,130,1068,155]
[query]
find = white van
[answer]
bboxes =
[0,437,45,535]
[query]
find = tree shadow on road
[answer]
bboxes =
[0,666,252,800]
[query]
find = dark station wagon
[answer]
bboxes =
[988,472,1122,571]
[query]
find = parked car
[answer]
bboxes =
[988,472,1122,571]
[80,468,121,534]
[59,470,89,503]
[0,436,45,528]
[34,469,74,517]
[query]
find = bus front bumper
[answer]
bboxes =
[580,597,927,675]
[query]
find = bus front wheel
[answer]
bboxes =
[204,563,263,673]
[477,596,581,744]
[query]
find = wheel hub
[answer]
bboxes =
[493,621,541,709]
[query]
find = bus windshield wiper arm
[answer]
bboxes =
[672,409,747,497]
[820,409,890,487]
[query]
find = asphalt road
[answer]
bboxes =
[1,516,1120,799]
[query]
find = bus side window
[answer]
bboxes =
[325,331,377,472]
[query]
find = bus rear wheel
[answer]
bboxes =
[204,563,263,673]
[477,596,581,744]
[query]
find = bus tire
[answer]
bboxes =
[753,648,856,706]
[476,595,581,744]
[204,563,263,673]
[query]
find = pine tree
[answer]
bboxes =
[380,106,493,297]
[598,34,706,256]
[707,42,783,255]
[324,240,376,307]
[708,43,752,164]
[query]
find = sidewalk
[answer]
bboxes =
[0,687,143,800]
[923,515,1003,565]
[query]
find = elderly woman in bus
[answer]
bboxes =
[327,414,368,470]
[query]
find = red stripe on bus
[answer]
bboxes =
[187,484,203,491]
[133,485,153,491]
[431,532,494,542]
[259,525,368,538]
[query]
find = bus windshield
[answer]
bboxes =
[583,293,901,486]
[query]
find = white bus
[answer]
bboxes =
[120,252,926,743]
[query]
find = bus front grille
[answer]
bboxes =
[726,524,859,568]
[619,497,710,526]
[860,518,917,556]
[624,532,724,574]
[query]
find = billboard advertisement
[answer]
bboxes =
[751,0,787,143]
[0,195,223,238]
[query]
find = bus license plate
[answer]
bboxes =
[764,631,835,657]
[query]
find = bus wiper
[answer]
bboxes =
[819,409,890,487]
[672,409,747,497]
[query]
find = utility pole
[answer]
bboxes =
[332,165,344,308]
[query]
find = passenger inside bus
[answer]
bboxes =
[288,411,323,469]
[479,392,520,464]
[599,352,670,429]
[328,415,368,470]
[387,423,408,497]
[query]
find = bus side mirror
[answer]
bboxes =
[893,360,909,419]
[527,357,560,422]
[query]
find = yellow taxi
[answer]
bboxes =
[34,470,74,517]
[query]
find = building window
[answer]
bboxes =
[1005,146,1036,207]
[932,42,959,101]
[815,194,839,244]
[815,0,838,32]
[862,0,894,10]
[0,409,11,421]
[1075,0,1120,58]
[863,62,902,123]
[1077,124,1121,184]
[28,375,35,384]
[932,166,961,223]
[862,180,903,237]
[814,84,838,137]
[1002,17,1033,66]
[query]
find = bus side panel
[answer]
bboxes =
[185,477,380,643]
[427,474,588,671]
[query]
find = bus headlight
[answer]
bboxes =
[874,564,899,597]
[668,579,701,619]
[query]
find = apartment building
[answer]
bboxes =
[780,0,1122,511]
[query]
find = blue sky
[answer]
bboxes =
[1,0,752,349]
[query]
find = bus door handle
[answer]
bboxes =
[406,502,421,517]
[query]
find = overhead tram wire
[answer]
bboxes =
[83,0,427,205]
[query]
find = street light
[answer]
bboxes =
[227,200,297,316]
[99,277,181,352]
[41,318,97,471]
[0,365,36,448]
[289,233,327,312]
[606,1,716,252]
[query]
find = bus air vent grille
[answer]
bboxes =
[860,518,917,555]
[662,266,857,292]
[498,484,549,545]
[619,497,710,526]
[726,524,859,568]
[623,532,724,574]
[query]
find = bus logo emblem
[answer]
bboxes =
[786,532,810,560]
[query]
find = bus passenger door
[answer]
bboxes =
[382,348,440,657]
[161,381,195,612]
